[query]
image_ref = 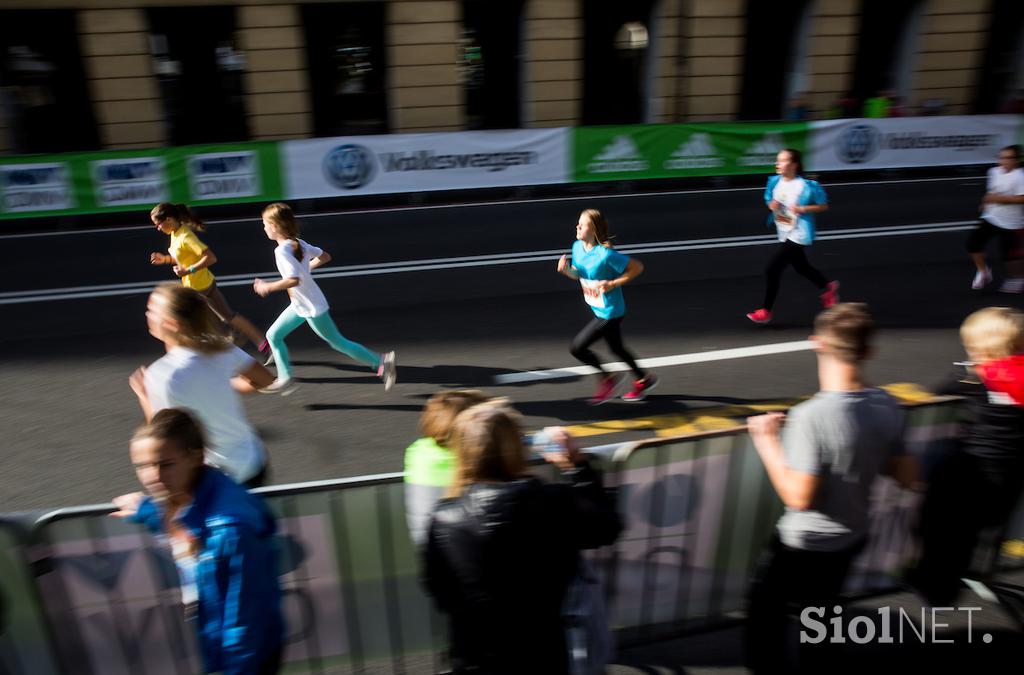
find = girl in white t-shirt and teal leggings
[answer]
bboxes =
[746,148,838,325]
[253,202,396,394]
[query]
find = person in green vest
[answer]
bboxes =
[404,389,492,546]
[862,90,891,118]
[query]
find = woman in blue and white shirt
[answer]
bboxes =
[746,148,838,324]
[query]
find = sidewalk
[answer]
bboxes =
[610,570,1024,674]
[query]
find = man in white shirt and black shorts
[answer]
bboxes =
[968,145,1024,293]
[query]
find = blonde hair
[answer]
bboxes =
[960,307,1024,363]
[813,302,875,364]
[150,283,230,354]
[418,389,492,447]
[580,208,613,247]
[447,402,527,498]
[262,202,303,261]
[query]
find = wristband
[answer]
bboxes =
[188,265,196,275]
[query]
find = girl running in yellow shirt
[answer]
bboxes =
[149,202,269,355]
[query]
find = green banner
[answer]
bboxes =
[0,141,283,220]
[571,122,810,182]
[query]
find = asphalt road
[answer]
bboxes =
[2,174,1021,511]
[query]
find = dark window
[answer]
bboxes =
[461,0,524,129]
[849,0,920,103]
[739,0,810,120]
[974,0,1024,113]
[0,10,99,153]
[581,0,656,125]
[301,2,389,136]
[146,6,249,145]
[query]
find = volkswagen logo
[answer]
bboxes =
[323,144,375,189]
[837,124,881,164]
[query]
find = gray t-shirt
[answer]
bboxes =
[776,388,905,552]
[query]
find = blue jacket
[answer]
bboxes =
[133,470,284,674]
[764,175,828,246]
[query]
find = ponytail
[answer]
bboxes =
[150,202,206,232]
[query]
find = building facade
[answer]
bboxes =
[0,0,1019,154]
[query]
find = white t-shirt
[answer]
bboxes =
[274,239,329,317]
[144,345,265,483]
[772,176,806,241]
[983,166,1024,230]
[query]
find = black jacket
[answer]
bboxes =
[424,463,621,674]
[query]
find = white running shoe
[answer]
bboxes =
[260,377,297,396]
[379,351,397,391]
[971,267,992,290]
[999,277,1024,294]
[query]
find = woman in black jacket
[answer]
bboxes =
[424,403,622,675]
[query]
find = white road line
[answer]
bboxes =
[493,340,815,384]
[0,175,983,240]
[0,220,973,305]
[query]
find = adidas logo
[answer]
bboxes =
[588,135,649,173]
[738,132,785,166]
[663,132,724,169]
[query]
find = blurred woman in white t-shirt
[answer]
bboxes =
[968,144,1024,293]
[253,202,396,393]
[128,283,275,486]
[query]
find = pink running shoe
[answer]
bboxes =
[820,280,840,308]
[746,308,772,324]
[622,374,659,402]
[588,375,620,406]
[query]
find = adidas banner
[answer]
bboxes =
[807,115,1023,171]
[571,123,809,182]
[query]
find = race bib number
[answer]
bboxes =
[774,203,794,230]
[580,279,606,309]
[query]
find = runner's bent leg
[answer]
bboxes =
[306,312,381,369]
[570,317,611,374]
[788,244,828,289]
[602,317,645,380]
[762,242,794,311]
[266,306,305,380]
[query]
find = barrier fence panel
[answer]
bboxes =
[28,475,444,675]
[606,398,966,638]
[0,518,59,675]
[14,396,1024,673]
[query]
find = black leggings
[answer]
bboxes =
[570,316,645,380]
[762,240,829,310]
[966,218,1022,260]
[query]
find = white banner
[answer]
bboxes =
[283,128,569,198]
[808,115,1023,171]
[0,162,74,213]
[186,150,260,201]
[91,157,168,207]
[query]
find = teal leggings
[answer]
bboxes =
[267,306,380,380]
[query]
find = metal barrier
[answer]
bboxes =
[7,396,1024,674]
[0,517,60,675]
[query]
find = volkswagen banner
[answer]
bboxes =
[282,129,569,199]
[808,115,1023,171]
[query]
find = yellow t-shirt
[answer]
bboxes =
[169,226,215,291]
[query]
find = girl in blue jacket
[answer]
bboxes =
[112,409,284,674]
[746,148,838,324]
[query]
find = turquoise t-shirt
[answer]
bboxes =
[571,240,630,319]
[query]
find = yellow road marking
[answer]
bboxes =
[562,383,935,439]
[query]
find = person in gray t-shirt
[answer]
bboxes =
[743,303,917,674]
